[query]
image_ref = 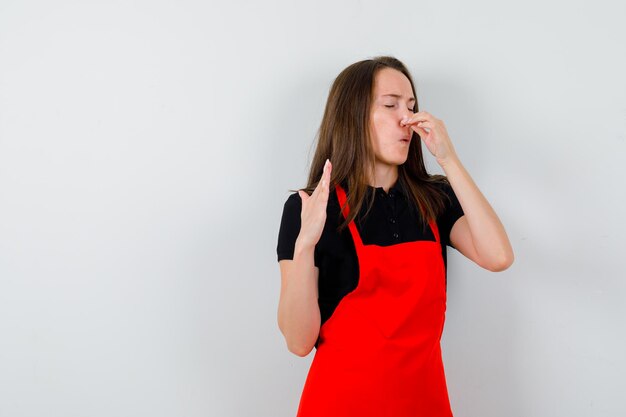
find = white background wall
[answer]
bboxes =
[1,1,624,416]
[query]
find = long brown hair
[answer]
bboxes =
[291,56,450,232]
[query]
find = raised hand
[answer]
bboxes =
[297,159,332,249]
[401,111,458,166]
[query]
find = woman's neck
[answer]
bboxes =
[369,163,398,193]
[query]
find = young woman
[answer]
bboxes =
[276,56,514,416]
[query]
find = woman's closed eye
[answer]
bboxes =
[385,104,413,111]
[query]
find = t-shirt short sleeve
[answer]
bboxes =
[436,181,465,249]
[276,192,320,267]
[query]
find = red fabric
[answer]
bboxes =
[296,184,453,417]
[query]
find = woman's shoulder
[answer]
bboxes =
[279,188,343,242]
[428,176,452,190]
[424,177,455,206]
[282,191,302,211]
[281,187,341,212]
[429,177,464,246]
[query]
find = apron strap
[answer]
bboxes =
[429,219,440,244]
[335,184,365,248]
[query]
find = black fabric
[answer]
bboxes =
[276,178,464,346]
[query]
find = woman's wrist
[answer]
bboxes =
[294,236,316,256]
[438,153,461,173]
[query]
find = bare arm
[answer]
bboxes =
[277,159,332,356]
[277,241,320,357]
[443,156,514,271]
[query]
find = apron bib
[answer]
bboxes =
[296,184,453,417]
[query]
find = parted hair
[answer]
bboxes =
[291,56,450,233]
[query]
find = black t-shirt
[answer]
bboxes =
[276,178,464,347]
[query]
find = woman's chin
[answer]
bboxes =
[376,153,409,167]
[395,154,409,165]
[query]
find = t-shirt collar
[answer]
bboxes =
[338,178,405,197]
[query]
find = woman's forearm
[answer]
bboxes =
[441,155,514,270]
[277,238,321,357]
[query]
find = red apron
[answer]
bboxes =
[296,184,453,417]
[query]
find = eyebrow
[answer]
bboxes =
[381,94,416,103]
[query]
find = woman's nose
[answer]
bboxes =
[401,109,413,123]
